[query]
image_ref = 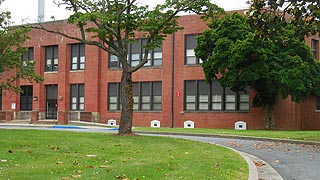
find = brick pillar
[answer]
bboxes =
[58,111,69,124]
[31,111,39,123]
[5,111,14,121]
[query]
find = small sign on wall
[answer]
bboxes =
[11,103,16,110]
[176,91,181,97]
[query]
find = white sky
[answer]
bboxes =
[1,0,249,25]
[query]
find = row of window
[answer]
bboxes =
[5,82,320,112]
[21,36,320,74]
[109,39,163,68]
[18,81,249,112]
[108,82,162,111]
[185,81,250,111]
[22,44,85,72]
[21,35,206,73]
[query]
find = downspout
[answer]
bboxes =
[170,33,175,128]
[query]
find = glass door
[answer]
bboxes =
[46,85,58,119]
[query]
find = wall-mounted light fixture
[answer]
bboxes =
[33,96,38,101]
[59,96,63,100]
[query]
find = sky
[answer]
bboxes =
[1,0,249,25]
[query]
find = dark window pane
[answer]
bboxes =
[211,81,223,110]
[71,44,85,70]
[198,81,209,110]
[131,40,140,67]
[20,85,33,111]
[108,83,117,96]
[70,84,84,111]
[153,82,162,96]
[317,96,320,110]
[45,46,59,72]
[185,35,201,65]
[46,85,58,99]
[225,88,236,110]
[46,47,52,59]
[185,81,197,110]
[312,39,319,60]
[186,35,196,49]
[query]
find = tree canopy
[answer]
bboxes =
[32,0,223,134]
[0,0,42,92]
[196,0,320,129]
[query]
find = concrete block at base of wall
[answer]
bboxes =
[31,111,39,123]
[15,112,31,120]
[5,111,14,121]
[58,111,69,124]
[91,112,100,123]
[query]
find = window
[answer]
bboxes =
[131,41,141,67]
[108,39,162,68]
[185,34,202,65]
[45,45,58,72]
[184,80,250,111]
[239,91,250,110]
[211,81,223,110]
[108,82,162,111]
[21,47,34,68]
[108,83,120,110]
[109,53,119,68]
[316,96,320,111]
[70,84,84,111]
[225,88,236,110]
[311,39,319,60]
[20,85,33,111]
[71,44,85,70]
[185,81,197,110]
[152,82,162,110]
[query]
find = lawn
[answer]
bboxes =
[0,129,248,180]
[134,128,320,142]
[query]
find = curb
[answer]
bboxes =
[133,131,320,146]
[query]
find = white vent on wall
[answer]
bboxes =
[235,121,247,130]
[151,120,160,128]
[184,120,195,128]
[107,119,117,126]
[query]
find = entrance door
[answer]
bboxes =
[46,85,58,119]
[46,99,57,119]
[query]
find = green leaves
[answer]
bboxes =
[196,9,320,114]
[0,0,43,92]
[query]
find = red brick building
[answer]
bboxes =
[1,13,320,130]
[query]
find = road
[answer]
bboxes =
[1,125,319,180]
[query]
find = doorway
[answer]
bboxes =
[46,85,58,119]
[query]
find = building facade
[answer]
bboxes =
[1,13,320,130]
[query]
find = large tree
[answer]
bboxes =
[196,0,320,129]
[30,0,222,134]
[0,0,42,92]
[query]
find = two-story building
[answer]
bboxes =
[1,12,320,130]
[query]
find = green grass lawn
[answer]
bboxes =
[0,129,247,180]
[134,127,320,142]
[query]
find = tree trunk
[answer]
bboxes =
[118,69,134,135]
[262,105,274,130]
